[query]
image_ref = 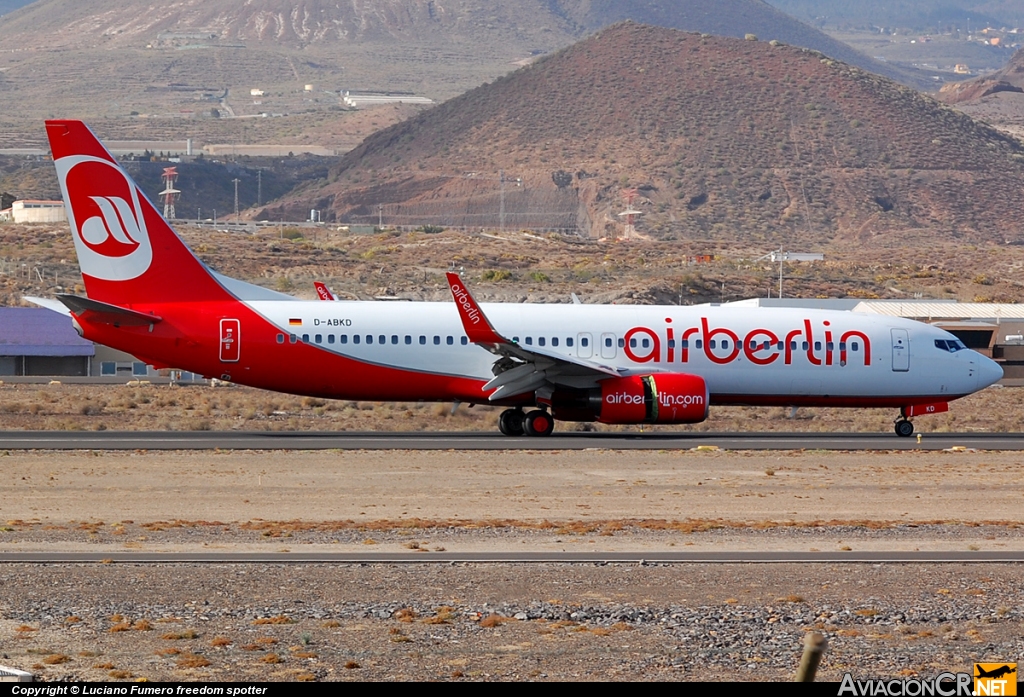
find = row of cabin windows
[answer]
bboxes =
[274,332,861,354]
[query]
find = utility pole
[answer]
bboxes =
[257,169,262,207]
[232,178,240,220]
[378,204,383,229]
[779,247,785,299]
[499,170,505,233]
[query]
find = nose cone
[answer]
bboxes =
[977,355,1003,390]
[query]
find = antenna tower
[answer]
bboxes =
[159,167,180,220]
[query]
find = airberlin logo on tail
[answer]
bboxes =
[54,155,153,281]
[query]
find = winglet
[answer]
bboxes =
[446,272,506,345]
[314,282,337,301]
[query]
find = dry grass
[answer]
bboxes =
[344,661,360,670]
[479,614,509,628]
[92,662,115,669]
[161,629,199,640]
[209,637,232,647]
[154,648,181,656]
[252,615,293,625]
[393,608,418,623]
[176,653,211,669]
[423,607,455,625]
[108,670,132,679]
[258,654,284,664]
[42,654,70,665]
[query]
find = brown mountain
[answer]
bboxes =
[267,23,1024,245]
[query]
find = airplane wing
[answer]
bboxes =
[446,272,637,401]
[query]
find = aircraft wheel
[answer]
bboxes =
[499,408,525,436]
[894,419,914,437]
[523,409,555,437]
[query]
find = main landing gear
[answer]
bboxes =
[499,408,555,437]
[894,417,914,438]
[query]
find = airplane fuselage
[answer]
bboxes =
[77,299,998,408]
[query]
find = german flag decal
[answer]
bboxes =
[289,318,302,326]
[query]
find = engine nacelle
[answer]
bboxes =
[598,373,709,425]
[547,374,709,425]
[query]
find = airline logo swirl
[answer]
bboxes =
[54,155,153,281]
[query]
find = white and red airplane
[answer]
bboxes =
[31,120,1003,437]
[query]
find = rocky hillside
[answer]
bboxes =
[938,47,1024,132]
[268,23,1024,246]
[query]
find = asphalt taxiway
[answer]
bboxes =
[1,430,1023,450]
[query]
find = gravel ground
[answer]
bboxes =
[1,447,1022,681]
[1,563,1021,682]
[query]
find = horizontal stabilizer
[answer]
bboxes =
[55,294,162,327]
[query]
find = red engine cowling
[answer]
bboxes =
[598,374,709,425]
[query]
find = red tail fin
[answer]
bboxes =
[46,120,227,306]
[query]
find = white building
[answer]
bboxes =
[6,200,66,224]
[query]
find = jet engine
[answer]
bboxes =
[549,373,709,425]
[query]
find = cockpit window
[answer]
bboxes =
[934,339,967,353]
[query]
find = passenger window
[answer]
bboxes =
[790,341,797,350]
[379,335,386,344]
[605,337,613,348]
[513,337,520,343]
[642,338,650,349]
[762,341,770,351]
[552,337,559,347]
[302,334,309,343]
[617,338,624,348]
[366,335,373,345]
[839,342,846,351]
[721,340,729,349]
[315,334,322,344]
[405,335,412,345]
[433,336,440,345]
[419,336,426,345]
[567,338,574,347]
[353,335,361,344]
[391,335,398,345]
[581,337,588,347]
[814,341,821,351]
[710,340,717,349]
[668,339,676,348]
[446,336,454,345]
[826,342,834,351]
[526,337,533,345]
[461,337,468,345]
[630,338,637,348]
[276,334,284,344]
[328,334,335,344]
[538,337,545,347]
[777,341,784,350]
[695,340,703,349]
[289,334,297,343]
[340,335,348,344]
[802,341,809,351]
[851,342,859,351]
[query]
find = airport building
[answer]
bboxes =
[0,307,162,379]
[0,200,67,224]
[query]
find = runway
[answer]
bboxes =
[2,429,1024,450]
[1,551,1023,564]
